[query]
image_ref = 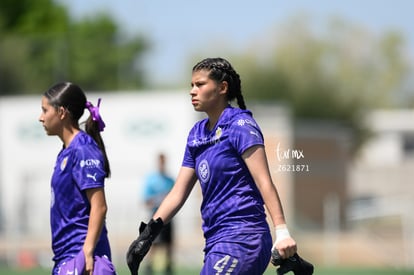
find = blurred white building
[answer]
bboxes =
[348,109,414,267]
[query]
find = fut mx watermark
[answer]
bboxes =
[275,142,309,172]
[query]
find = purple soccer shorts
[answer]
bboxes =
[201,232,272,275]
[53,250,116,275]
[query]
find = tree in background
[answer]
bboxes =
[235,16,411,154]
[65,15,148,91]
[0,0,148,95]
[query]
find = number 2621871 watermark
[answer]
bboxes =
[275,142,310,173]
[277,164,309,172]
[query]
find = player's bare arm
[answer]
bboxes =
[242,145,297,259]
[84,187,107,274]
[242,145,286,224]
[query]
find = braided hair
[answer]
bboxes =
[192,57,246,110]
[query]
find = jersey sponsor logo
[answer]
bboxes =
[237,118,256,127]
[86,173,97,182]
[60,156,68,171]
[80,159,101,168]
[250,130,260,138]
[191,127,223,147]
[198,159,210,184]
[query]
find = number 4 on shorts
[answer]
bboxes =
[213,255,239,274]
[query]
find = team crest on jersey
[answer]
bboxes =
[198,159,210,184]
[60,156,68,171]
[215,127,222,140]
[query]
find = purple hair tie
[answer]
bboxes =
[85,98,106,132]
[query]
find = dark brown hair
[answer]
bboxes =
[192,57,246,109]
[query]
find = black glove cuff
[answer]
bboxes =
[139,217,164,242]
[148,217,164,237]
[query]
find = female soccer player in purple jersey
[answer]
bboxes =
[127,58,297,275]
[39,82,116,275]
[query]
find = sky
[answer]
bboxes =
[57,0,414,87]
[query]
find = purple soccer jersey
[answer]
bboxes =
[50,131,111,266]
[182,106,271,249]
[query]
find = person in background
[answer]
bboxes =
[127,57,297,275]
[142,153,175,275]
[39,82,116,275]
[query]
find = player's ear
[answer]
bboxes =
[58,106,68,120]
[219,81,228,95]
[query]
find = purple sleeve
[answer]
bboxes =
[181,125,196,168]
[72,145,106,190]
[181,141,195,168]
[229,117,264,155]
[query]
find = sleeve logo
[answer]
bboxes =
[80,159,101,168]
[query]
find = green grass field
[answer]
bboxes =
[1,266,413,275]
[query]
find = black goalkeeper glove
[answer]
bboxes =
[126,217,164,275]
[271,250,314,275]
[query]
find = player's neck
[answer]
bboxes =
[61,127,80,148]
[206,105,226,131]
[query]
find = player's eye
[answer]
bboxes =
[194,81,205,88]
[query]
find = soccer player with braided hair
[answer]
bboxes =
[39,82,116,275]
[126,57,297,274]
